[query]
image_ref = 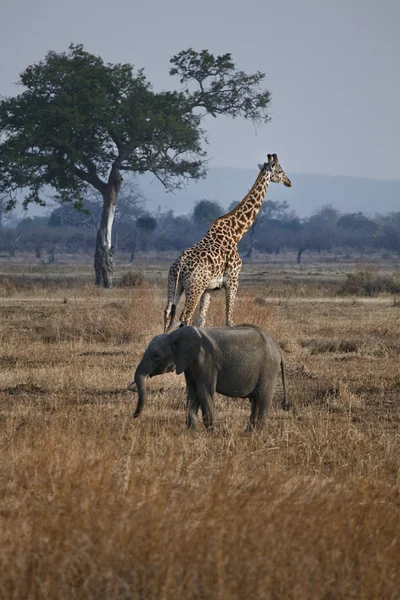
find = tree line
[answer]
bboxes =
[1,191,399,262]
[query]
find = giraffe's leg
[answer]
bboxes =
[195,292,211,327]
[164,302,172,333]
[224,275,239,327]
[179,287,205,327]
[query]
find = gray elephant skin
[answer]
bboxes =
[131,324,289,431]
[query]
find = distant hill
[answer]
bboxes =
[136,168,400,218]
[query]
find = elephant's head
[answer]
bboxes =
[130,326,202,419]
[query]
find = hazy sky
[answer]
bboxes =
[1,0,399,180]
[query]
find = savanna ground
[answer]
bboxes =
[0,254,399,599]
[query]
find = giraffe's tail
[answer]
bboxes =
[164,259,183,332]
[171,260,182,303]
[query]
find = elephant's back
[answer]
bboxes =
[205,324,282,364]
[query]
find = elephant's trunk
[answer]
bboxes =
[134,368,148,418]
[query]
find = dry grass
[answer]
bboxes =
[339,263,400,297]
[0,261,399,599]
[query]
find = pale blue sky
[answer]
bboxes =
[1,0,399,180]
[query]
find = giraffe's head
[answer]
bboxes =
[258,154,292,187]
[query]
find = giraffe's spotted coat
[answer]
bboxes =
[164,154,292,331]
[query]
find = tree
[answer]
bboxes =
[228,198,295,257]
[0,226,21,257]
[305,205,341,253]
[113,181,145,235]
[337,212,379,256]
[256,217,301,257]
[337,212,378,234]
[248,200,295,257]
[48,198,101,229]
[0,44,271,287]
[48,179,145,256]
[0,193,16,228]
[192,199,224,233]
[154,209,193,252]
[131,214,157,260]
[376,212,400,255]
[107,180,145,256]
[260,200,293,221]
[16,217,53,259]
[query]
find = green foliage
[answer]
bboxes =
[337,213,379,234]
[16,216,49,231]
[303,205,341,251]
[260,200,293,220]
[136,215,157,232]
[192,199,224,228]
[0,44,271,209]
[170,49,271,123]
[48,200,100,229]
[375,212,400,254]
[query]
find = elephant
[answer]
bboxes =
[129,324,289,431]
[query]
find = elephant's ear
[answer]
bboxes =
[172,326,202,375]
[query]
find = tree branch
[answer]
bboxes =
[72,165,107,194]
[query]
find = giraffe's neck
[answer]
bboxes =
[212,170,271,243]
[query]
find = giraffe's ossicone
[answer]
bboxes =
[164,154,292,332]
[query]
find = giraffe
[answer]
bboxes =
[164,154,292,331]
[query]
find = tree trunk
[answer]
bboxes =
[9,233,20,257]
[297,247,306,264]
[48,247,56,263]
[94,166,122,288]
[94,210,115,288]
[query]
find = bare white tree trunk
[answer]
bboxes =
[94,166,122,288]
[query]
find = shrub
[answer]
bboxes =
[340,269,400,296]
[120,270,145,288]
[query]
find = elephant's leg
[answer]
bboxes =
[248,397,266,431]
[249,384,273,431]
[194,379,216,430]
[198,391,216,430]
[186,378,200,430]
[195,292,211,327]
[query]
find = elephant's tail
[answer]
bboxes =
[280,355,290,411]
